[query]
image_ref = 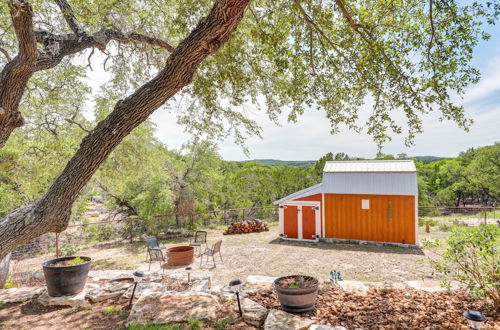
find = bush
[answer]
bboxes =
[438,222,451,232]
[61,243,80,256]
[83,223,113,242]
[434,224,499,308]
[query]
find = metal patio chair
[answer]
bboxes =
[189,231,208,256]
[145,236,166,265]
[147,247,166,273]
[200,240,223,268]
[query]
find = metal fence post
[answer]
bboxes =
[55,233,60,258]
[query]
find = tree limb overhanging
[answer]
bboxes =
[0,0,174,148]
[0,0,251,259]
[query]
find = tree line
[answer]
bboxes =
[2,115,498,230]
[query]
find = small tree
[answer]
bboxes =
[434,225,500,309]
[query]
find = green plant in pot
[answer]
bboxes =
[42,256,92,297]
[274,275,319,313]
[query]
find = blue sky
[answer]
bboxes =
[89,19,500,161]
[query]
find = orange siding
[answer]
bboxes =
[324,194,415,244]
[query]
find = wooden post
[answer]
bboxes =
[425,220,430,233]
[55,233,60,257]
[484,211,487,225]
[242,209,245,221]
[129,218,133,243]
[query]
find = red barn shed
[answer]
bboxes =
[275,160,418,246]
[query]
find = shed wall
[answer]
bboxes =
[322,172,417,196]
[324,193,416,244]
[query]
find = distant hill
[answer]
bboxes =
[411,156,450,163]
[240,159,315,168]
[240,156,448,167]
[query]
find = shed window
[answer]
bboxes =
[361,199,370,209]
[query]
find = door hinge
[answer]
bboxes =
[313,206,319,210]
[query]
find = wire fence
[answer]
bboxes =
[11,205,498,260]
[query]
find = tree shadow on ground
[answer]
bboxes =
[268,238,425,256]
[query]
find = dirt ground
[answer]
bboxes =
[12,226,442,287]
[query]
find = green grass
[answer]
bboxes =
[127,324,183,330]
[102,306,121,314]
[215,317,237,330]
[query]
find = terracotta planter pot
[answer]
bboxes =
[274,275,319,313]
[167,246,194,266]
[43,256,91,297]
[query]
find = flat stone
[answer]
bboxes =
[337,280,369,296]
[192,279,210,292]
[246,275,277,284]
[309,325,347,330]
[405,280,447,292]
[217,285,249,299]
[365,281,407,292]
[264,309,314,330]
[235,298,268,326]
[122,282,166,301]
[87,281,133,303]
[88,270,135,281]
[0,287,45,303]
[127,291,219,325]
[38,289,86,307]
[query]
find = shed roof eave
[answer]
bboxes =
[273,183,323,205]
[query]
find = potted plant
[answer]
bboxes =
[274,275,319,313]
[42,256,91,296]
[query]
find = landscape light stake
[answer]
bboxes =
[229,279,243,317]
[129,271,145,307]
[463,310,486,329]
[185,266,192,282]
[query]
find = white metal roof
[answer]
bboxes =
[323,160,416,173]
[274,183,323,205]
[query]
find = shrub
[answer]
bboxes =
[438,222,451,232]
[61,243,80,256]
[434,224,499,308]
[421,238,441,248]
[2,275,16,289]
[84,223,113,242]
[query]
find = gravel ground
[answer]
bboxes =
[11,226,441,287]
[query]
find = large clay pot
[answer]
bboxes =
[167,246,194,266]
[274,275,319,313]
[42,256,91,296]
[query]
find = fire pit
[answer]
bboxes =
[166,246,194,266]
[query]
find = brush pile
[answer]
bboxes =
[223,219,269,235]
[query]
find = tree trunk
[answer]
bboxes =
[0,0,251,259]
[0,253,11,287]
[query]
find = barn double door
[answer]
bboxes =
[280,201,321,242]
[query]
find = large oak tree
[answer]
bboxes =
[0,0,498,273]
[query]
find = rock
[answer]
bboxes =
[0,287,45,303]
[88,270,135,282]
[365,281,407,292]
[122,282,166,301]
[246,275,277,284]
[264,309,314,330]
[309,326,348,330]
[127,291,219,326]
[192,279,210,292]
[235,298,268,326]
[87,281,133,303]
[337,280,369,296]
[405,280,447,292]
[38,289,86,307]
[217,285,248,299]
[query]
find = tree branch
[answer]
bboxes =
[55,0,86,35]
[64,118,90,133]
[0,0,37,147]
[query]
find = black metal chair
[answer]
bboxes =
[147,248,166,273]
[145,236,166,272]
[200,240,223,268]
[189,231,208,256]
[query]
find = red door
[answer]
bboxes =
[302,206,316,240]
[284,205,298,239]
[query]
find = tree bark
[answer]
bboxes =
[0,253,11,287]
[0,0,251,259]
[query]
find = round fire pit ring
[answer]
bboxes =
[166,246,195,266]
